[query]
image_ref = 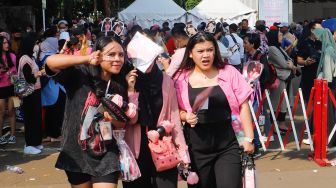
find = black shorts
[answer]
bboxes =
[0,85,14,99]
[65,170,119,185]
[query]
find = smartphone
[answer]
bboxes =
[160,53,170,59]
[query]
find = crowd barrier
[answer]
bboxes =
[249,79,336,166]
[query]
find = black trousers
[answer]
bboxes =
[23,89,42,146]
[44,89,66,138]
[122,127,178,188]
[184,122,242,188]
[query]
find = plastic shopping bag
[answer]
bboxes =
[113,129,141,182]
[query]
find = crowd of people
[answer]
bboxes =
[0,16,335,188]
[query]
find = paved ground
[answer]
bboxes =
[1,122,336,188]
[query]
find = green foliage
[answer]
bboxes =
[185,0,201,10]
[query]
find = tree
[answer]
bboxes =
[185,0,201,10]
[103,0,112,17]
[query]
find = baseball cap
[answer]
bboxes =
[270,25,278,30]
[150,24,161,32]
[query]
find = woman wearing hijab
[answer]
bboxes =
[312,27,336,147]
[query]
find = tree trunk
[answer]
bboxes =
[94,0,97,11]
[103,0,111,17]
[64,0,74,20]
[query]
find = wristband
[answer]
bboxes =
[244,137,254,143]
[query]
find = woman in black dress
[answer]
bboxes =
[174,32,254,188]
[46,36,138,188]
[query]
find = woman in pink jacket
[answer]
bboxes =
[173,32,254,188]
[0,36,17,145]
[123,62,190,188]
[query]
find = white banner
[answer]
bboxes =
[259,0,289,27]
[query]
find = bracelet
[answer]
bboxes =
[244,137,254,143]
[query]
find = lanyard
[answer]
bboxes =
[105,80,111,97]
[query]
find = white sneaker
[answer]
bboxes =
[24,146,41,155]
[302,138,311,145]
[35,145,44,150]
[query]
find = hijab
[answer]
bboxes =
[312,28,336,81]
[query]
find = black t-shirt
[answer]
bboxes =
[135,64,163,129]
[46,64,121,176]
[297,39,321,79]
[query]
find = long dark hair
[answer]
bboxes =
[297,22,317,49]
[0,36,14,68]
[266,30,289,61]
[173,31,224,78]
[266,30,281,48]
[90,36,129,100]
[18,33,37,60]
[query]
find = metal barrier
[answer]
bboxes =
[249,87,312,152]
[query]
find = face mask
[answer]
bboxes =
[59,29,67,33]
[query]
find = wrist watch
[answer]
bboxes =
[244,137,254,144]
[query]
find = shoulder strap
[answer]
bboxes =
[230,34,238,44]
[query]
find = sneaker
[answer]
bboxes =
[7,135,16,144]
[302,138,311,145]
[35,145,44,150]
[24,146,41,155]
[0,135,7,145]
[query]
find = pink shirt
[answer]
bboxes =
[124,74,190,163]
[0,53,16,88]
[174,65,253,143]
[18,55,41,90]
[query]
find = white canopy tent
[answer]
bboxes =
[118,0,188,29]
[188,0,257,27]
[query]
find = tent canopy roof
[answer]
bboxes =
[118,0,186,21]
[189,0,256,20]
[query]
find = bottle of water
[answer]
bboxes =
[5,165,24,174]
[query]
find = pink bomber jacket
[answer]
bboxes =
[174,65,253,143]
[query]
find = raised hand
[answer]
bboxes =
[126,69,138,92]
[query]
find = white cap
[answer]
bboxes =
[58,20,68,26]
[278,22,289,28]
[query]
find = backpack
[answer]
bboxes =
[256,53,279,90]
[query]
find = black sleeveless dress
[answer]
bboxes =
[184,85,241,188]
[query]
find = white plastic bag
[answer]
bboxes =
[113,129,141,182]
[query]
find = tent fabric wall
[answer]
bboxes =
[118,0,187,28]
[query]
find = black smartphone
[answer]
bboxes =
[160,53,170,59]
